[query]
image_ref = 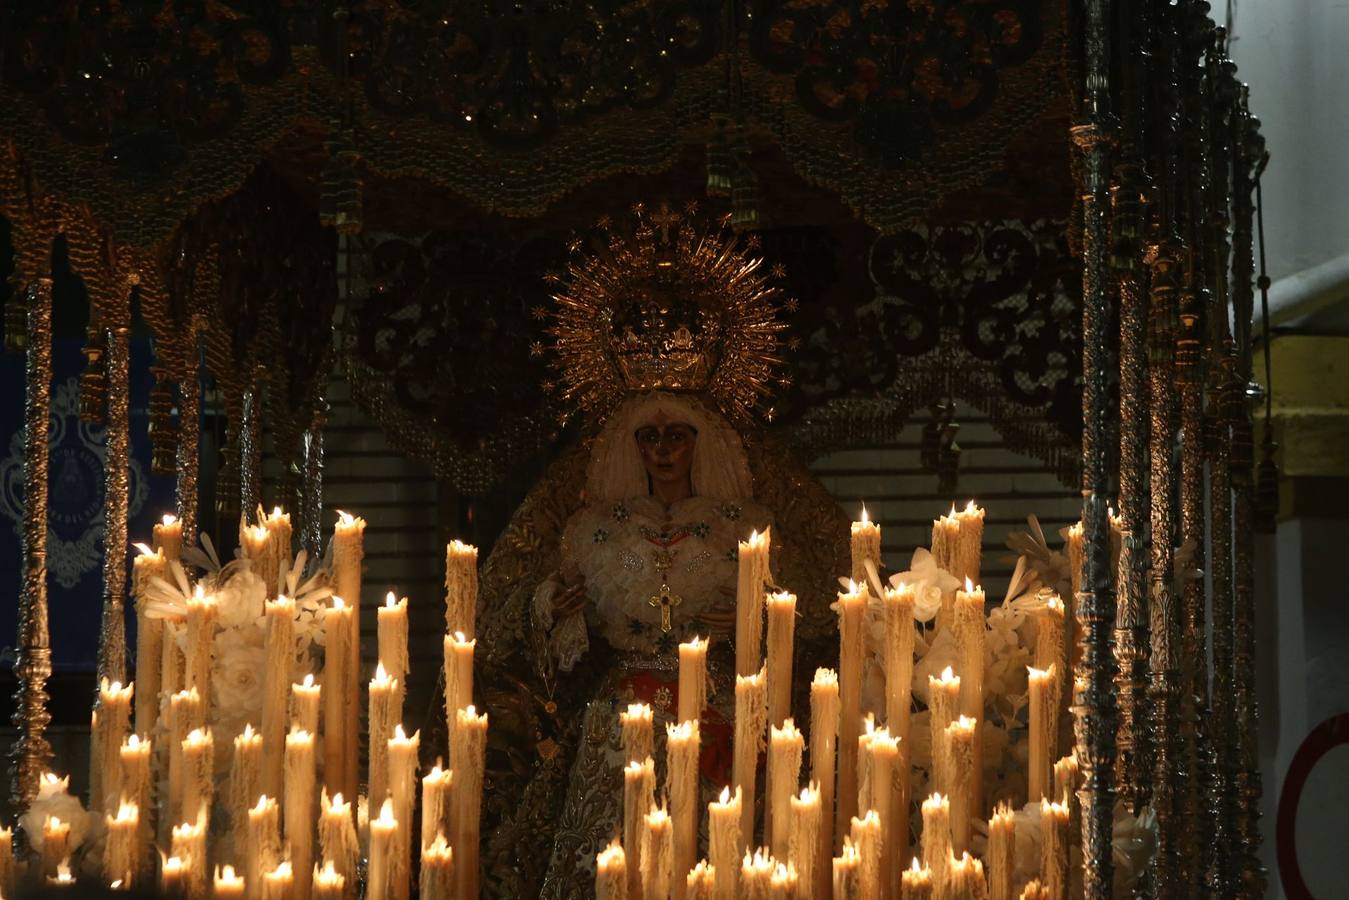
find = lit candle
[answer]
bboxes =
[947,851,986,899]
[292,674,321,737]
[900,858,933,900]
[229,725,261,873]
[943,717,976,856]
[284,728,317,898]
[929,507,960,578]
[625,758,657,899]
[1018,879,1049,900]
[319,790,358,897]
[169,814,206,899]
[836,581,866,842]
[119,734,153,865]
[1039,798,1069,900]
[954,501,985,586]
[709,786,742,900]
[444,539,478,638]
[181,727,214,835]
[927,668,960,796]
[262,508,293,598]
[849,811,881,898]
[105,800,139,888]
[368,663,400,808]
[387,725,420,900]
[167,688,202,834]
[735,529,771,678]
[733,666,767,848]
[769,862,797,899]
[260,860,294,900]
[132,545,167,735]
[369,799,397,900]
[1027,666,1060,803]
[261,595,296,800]
[421,765,453,853]
[1064,522,1084,602]
[214,863,246,899]
[419,833,453,900]
[154,513,184,560]
[451,706,488,900]
[247,796,282,900]
[333,512,365,800]
[988,804,1015,900]
[808,668,839,897]
[91,678,134,813]
[767,719,803,860]
[313,860,346,900]
[621,703,655,765]
[882,584,916,745]
[667,720,701,899]
[678,636,709,725]
[0,825,15,898]
[185,587,217,699]
[322,596,353,802]
[1035,596,1067,700]
[687,860,717,899]
[953,579,985,816]
[831,839,860,900]
[641,804,673,900]
[160,619,187,750]
[787,785,819,900]
[741,848,774,898]
[378,592,409,682]
[1053,754,1079,806]
[161,855,188,898]
[240,525,271,593]
[765,591,796,731]
[859,727,898,896]
[850,505,882,587]
[919,794,950,892]
[442,631,475,762]
[596,839,627,900]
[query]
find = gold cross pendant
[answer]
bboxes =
[648,582,683,633]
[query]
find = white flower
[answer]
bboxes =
[912,627,958,705]
[213,627,267,723]
[20,775,95,853]
[889,548,960,622]
[211,563,267,629]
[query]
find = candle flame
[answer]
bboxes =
[302,673,314,688]
[240,723,256,740]
[860,504,870,524]
[949,503,957,517]
[966,499,978,513]
[185,728,208,745]
[465,704,477,717]
[114,801,137,821]
[964,576,974,592]
[163,856,185,873]
[376,798,396,825]
[940,666,956,681]
[719,786,731,804]
[54,863,73,882]
[453,630,469,644]
[394,723,407,740]
[161,514,177,527]
[125,734,141,749]
[385,591,396,607]
[336,510,354,525]
[47,816,62,828]
[1046,596,1060,611]
[271,506,283,518]
[374,661,389,680]
[911,857,922,872]
[251,795,272,813]
[331,595,346,610]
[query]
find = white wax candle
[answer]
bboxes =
[291,674,321,737]
[767,719,803,861]
[625,758,656,900]
[678,636,709,725]
[620,703,655,765]
[735,529,771,678]
[836,582,866,842]
[285,728,317,898]
[322,597,353,802]
[667,720,701,900]
[595,839,627,900]
[709,786,742,900]
[850,505,881,587]
[378,592,410,684]
[808,668,839,899]
[787,785,820,900]
[733,666,767,847]
[261,596,295,800]
[444,540,478,638]
[765,591,796,731]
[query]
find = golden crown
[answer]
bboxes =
[544,202,789,425]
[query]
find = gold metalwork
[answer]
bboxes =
[177,324,203,543]
[647,584,682,634]
[98,324,131,686]
[546,203,787,427]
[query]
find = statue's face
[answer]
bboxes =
[634,411,698,489]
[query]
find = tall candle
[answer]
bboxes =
[247,796,282,900]
[444,540,478,638]
[169,814,207,899]
[741,848,774,898]
[596,839,627,900]
[284,728,317,898]
[0,827,13,899]
[919,794,950,892]
[292,674,321,737]
[787,785,819,900]
[1039,798,1069,900]
[954,501,985,586]
[625,758,657,900]
[929,508,959,577]
[119,734,152,879]
[322,597,353,801]
[261,861,294,900]
[1052,754,1079,806]
[368,663,400,807]
[687,860,717,899]
[641,804,673,900]
[901,859,933,900]
[927,668,960,796]
[105,801,139,888]
[214,864,246,899]
[229,725,262,872]
[948,851,986,900]
[883,585,916,744]
[167,688,203,835]
[333,512,365,800]
[419,834,453,900]
[849,811,882,899]
[261,596,295,800]
[831,840,860,900]
[181,727,214,835]
[262,508,293,597]
[442,631,475,761]
[421,765,453,853]
[836,582,866,842]
[765,592,796,731]
[161,620,187,743]
[162,855,189,898]
[154,513,184,560]
[850,506,882,587]
[988,804,1015,900]
[944,717,976,855]
[132,546,168,735]
[667,720,701,899]
[1035,597,1067,698]
[91,678,133,812]
[860,727,899,898]
[678,636,709,725]
[808,668,839,898]
[319,791,358,898]
[1027,666,1060,803]
[369,799,396,900]
[378,592,410,687]
[240,523,273,597]
[709,786,742,900]
[735,529,771,677]
[621,704,655,765]
[388,725,420,900]
[1018,880,1049,900]
[767,719,803,860]
[769,862,797,899]
[185,587,217,699]
[40,814,70,879]
[733,666,767,848]
[451,706,488,900]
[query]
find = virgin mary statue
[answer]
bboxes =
[470,205,849,898]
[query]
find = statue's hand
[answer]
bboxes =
[698,586,737,637]
[551,578,588,618]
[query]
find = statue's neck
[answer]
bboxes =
[650,479,693,508]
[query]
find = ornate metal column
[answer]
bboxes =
[240,379,262,519]
[300,405,327,561]
[177,321,203,544]
[98,321,131,685]
[1071,1,1119,895]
